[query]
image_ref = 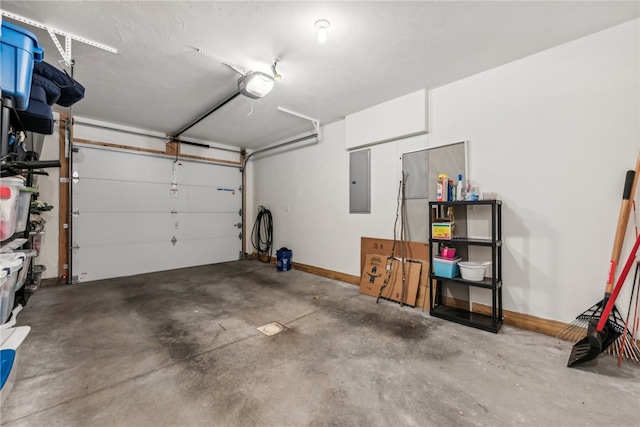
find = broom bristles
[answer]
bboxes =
[605,335,640,364]
[556,303,640,365]
[555,319,589,342]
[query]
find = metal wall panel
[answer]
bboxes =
[401,141,466,243]
[349,149,370,214]
[402,149,428,199]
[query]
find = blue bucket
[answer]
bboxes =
[276,248,292,271]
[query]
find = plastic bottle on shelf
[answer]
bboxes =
[456,174,464,201]
[436,173,448,201]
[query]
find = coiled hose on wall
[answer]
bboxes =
[251,206,273,263]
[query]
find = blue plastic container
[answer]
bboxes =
[276,248,292,272]
[433,256,461,278]
[1,21,44,110]
[0,349,16,391]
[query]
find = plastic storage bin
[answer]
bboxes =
[433,256,462,278]
[11,251,36,291]
[0,271,7,319]
[14,187,36,233]
[0,177,25,241]
[0,256,23,324]
[0,326,31,404]
[1,21,44,110]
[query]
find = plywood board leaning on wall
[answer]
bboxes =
[359,254,422,306]
[361,237,430,309]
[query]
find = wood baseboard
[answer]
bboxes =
[470,301,567,337]
[292,262,360,285]
[248,252,359,285]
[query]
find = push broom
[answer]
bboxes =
[558,153,640,364]
[567,161,640,366]
[557,168,637,343]
[568,227,640,366]
[611,198,640,365]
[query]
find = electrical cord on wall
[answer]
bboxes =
[251,206,273,263]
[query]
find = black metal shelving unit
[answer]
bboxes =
[428,200,503,333]
[1,89,51,312]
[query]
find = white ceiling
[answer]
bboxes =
[2,1,638,150]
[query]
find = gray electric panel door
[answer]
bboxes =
[350,149,370,213]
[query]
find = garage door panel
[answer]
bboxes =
[74,212,240,247]
[173,212,241,239]
[182,186,240,212]
[177,161,240,186]
[75,180,180,213]
[72,145,241,282]
[75,148,177,183]
[74,237,240,283]
[74,213,175,246]
[75,180,239,214]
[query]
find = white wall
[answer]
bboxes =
[252,18,639,324]
[429,19,639,322]
[251,123,427,274]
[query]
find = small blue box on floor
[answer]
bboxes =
[433,256,461,278]
[1,21,44,110]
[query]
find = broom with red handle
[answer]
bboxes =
[567,230,640,366]
[557,153,640,348]
[567,166,639,366]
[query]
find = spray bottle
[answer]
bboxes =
[456,174,464,201]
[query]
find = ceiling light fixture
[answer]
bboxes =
[238,71,275,99]
[315,19,331,44]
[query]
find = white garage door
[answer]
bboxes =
[71,144,242,283]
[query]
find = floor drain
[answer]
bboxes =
[257,322,284,336]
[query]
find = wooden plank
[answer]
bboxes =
[471,302,566,337]
[249,253,360,285]
[73,138,241,166]
[293,261,360,285]
[165,139,180,157]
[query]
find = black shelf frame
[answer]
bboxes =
[431,305,504,332]
[429,273,502,290]
[428,200,503,333]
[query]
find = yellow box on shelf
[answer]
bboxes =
[432,222,454,240]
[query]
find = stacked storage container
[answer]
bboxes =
[0,21,44,110]
[0,177,26,241]
[0,20,41,404]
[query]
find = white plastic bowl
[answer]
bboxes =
[458,261,491,281]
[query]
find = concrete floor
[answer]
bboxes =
[1,260,639,426]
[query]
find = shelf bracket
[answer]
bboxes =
[1,10,118,66]
[277,106,321,134]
